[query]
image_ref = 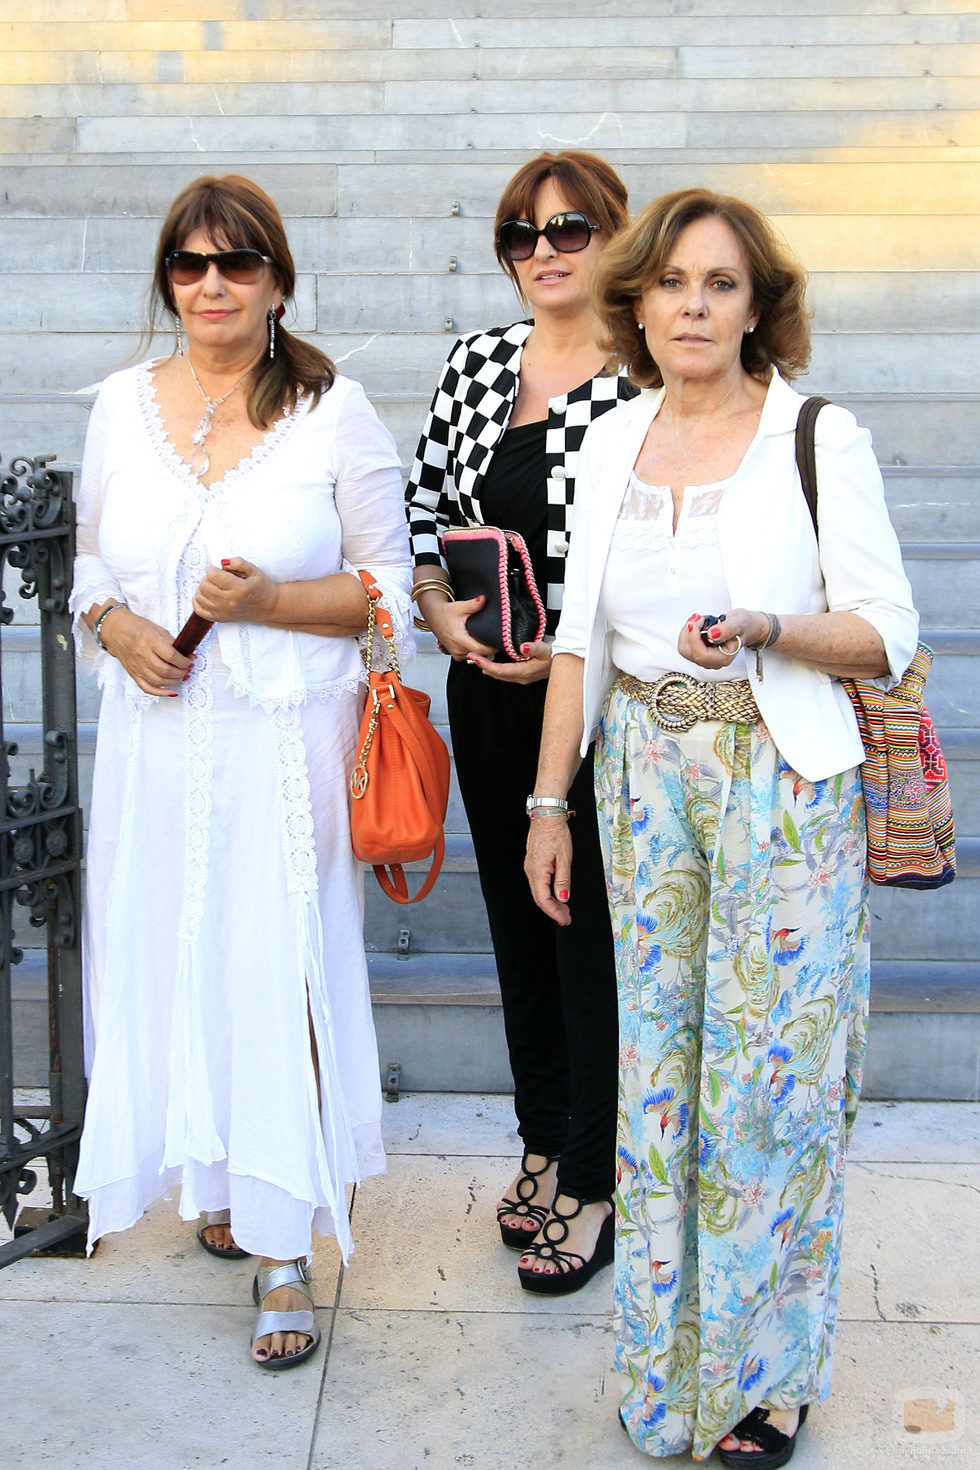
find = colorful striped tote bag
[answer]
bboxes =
[796,397,956,889]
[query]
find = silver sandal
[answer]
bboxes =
[250,1258,321,1370]
[197,1209,250,1260]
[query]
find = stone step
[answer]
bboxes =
[3,10,969,51]
[2,397,979,488]
[362,836,979,964]
[902,546,980,625]
[6,266,979,338]
[3,210,979,283]
[5,42,979,88]
[883,472,979,542]
[57,108,980,156]
[2,0,967,22]
[4,74,978,120]
[9,948,978,1099]
[2,158,978,219]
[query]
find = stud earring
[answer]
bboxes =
[268,305,277,360]
[745,324,756,335]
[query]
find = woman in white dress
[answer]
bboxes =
[71,175,412,1369]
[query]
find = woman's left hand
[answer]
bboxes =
[465,640,552,684]
[678,610,768,670]
[193,558,278,624]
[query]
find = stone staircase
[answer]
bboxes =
[1,0,977,1098]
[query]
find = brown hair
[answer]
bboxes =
[148,174,335,426]
[592,188,811,387]
[493,151,630,304]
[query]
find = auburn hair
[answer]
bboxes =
[592,187,811,386]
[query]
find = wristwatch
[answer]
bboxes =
[525,795,569,814]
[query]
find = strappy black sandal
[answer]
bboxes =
[718,1404,809,1469]
[516,1194,614,1296]
[496,1151,558,1249]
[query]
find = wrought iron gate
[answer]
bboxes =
[0,453,86,1265]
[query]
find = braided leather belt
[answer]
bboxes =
[617,672,761,733]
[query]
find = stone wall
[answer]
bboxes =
[1,0,977,1015]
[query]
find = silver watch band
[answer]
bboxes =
[525,795,569,814]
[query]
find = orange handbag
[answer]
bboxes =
[349,570,451,904]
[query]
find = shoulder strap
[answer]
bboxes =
[794,395,831,539]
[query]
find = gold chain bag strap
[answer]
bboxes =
[796,397,955,889]
[350,571,451,904]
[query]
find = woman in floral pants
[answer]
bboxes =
[524,189,918,1464]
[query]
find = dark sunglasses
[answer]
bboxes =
[497,211,600,262]
[165,248,275,285]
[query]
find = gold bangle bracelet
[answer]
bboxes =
[413,579,454,603]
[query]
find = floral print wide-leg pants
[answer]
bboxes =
[595,684,870,1461]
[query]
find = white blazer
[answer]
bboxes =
[553,372,919,782]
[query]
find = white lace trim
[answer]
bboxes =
[137,360,305,497]
[221,670,366,713]
[178,536,214,943]
[270,704,319,901]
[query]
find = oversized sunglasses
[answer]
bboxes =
[165,248,275,285]
[497,211,600,262]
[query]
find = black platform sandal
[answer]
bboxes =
[496,1151,558,1248]
[516,1195,614,1296]
[717,1404,809,1469]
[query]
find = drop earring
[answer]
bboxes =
[174,314,184,357]
[268,305,276,361]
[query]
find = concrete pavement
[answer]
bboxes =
[1,1094,976,1469]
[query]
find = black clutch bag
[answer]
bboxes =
[441,527,546,661]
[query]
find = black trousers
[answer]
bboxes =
[447,659,618,1201]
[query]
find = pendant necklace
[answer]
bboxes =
[186,357,253,479]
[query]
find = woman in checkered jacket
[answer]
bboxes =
[406,152,636,1295]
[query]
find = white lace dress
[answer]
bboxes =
[70,362,413,1260]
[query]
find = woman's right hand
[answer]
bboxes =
[525,816,573,927]
[418,590,497,661]
[98,608,193,697]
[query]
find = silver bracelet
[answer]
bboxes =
[752,612,781,682]
[526,795,569,815]
[93,601,127,652]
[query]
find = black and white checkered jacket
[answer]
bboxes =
[405,322,637,624]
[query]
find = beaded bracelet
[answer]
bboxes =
[92,601,127,652]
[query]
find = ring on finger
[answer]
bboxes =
[723,635,743,658]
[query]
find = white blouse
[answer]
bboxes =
[602,471,747,683]
[71,361,413,706]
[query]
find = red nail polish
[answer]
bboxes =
[220,558,231,568]
[710,628,721,640]
[557,889,568,901]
